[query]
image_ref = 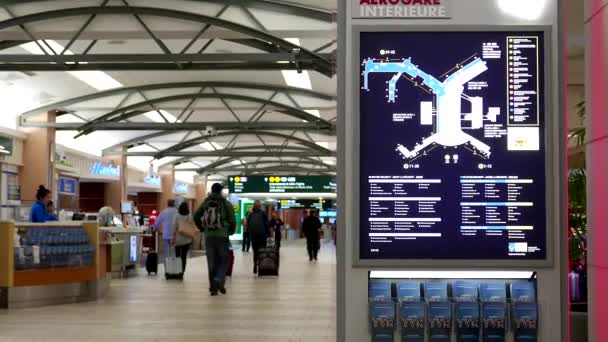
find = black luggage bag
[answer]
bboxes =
[258,240,279,276]
[146,252,158,275]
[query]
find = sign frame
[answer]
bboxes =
[352,25,556,268]
[228,175,337,194]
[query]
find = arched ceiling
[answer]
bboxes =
[0,0,337,179]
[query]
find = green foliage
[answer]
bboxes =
[568,99,586,264]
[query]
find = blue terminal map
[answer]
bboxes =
[359,31,547,260]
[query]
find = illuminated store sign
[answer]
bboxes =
[228,176,336,193]
[359,31,547,260]
[174,183,188,193]
[144,176,161,187]
[90,162,120,177]
[354,0,451,18]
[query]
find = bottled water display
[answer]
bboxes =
[14,227,95,270]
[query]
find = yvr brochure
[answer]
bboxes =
[370,301,396,342]
[511,281,537,302]
[400,301,425,342]
[369,279,393,302]
[428,301,451,341]
[397,281,422,302]
[480,282,507,302]
[453,280,479,302]
[512,302,538,342]
[482,302,507,342]
[424,282,449,302]
[455,301,481,342]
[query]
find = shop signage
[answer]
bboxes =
[228,176,336,194]
[90,162,120,177]
[0,136,13,156]
[278,199,334,210]
[144,175,161,187]
[354,0,451,19]
[174,183,188,193]
[58,177,77,195]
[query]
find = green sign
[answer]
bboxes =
[277,199,334,210]
[228,175,336,193]
[0,136,13,157]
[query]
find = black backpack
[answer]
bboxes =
[201,199,224,231]
[248,210,266,235]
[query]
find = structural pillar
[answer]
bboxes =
[585,1,608,341]
[103,147,127,214]
[20,112,56,203]
[160,168,175,210]
[193,174,208,210]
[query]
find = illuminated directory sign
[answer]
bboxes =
[359,31,546,260]
[228,176,336,194]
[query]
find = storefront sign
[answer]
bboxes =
[354,0,451,19]
[0,136,13,156]
[174,183,188,193]
[144,175,161,187]
[58,177,77,195]
[90,162,120,177]
[228,176,336,194]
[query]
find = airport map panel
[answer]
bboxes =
[359,31,547,260]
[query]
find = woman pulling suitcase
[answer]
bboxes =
[171,202,199,280]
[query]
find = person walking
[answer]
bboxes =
[152,199,178,262]
[193,183,236,296]
[241,211,251,253]
[302,209,322,261]
[269,211,284,250]
[246,200,269,274]
[171,202,195,279]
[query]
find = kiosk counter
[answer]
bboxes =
[0,221,111,309]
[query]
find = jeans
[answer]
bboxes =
[162,239,171,262]
[205,237,229,290]
[242,231,251,252]
[175,243,191,274]
[307,238,320,260]
[251,233,267,270]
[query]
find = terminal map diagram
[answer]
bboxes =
[362,54,500,162]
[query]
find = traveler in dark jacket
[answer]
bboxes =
[269,211,284,250]
[193,183,236,296]
[302,210,322,261]
[246,200,269,274]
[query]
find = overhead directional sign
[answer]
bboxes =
[228,176,336,193]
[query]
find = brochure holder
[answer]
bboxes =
[481,302,507,342]
[511,281,538,342]
[397,281,422,302]
[455,302,480,341]
[369,279,395,342]
[428,301,452,341]
[424,281,449,302]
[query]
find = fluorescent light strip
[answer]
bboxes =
[369,271,534,280]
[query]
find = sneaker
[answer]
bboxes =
[219,286,227,295]
[210,291,219,296]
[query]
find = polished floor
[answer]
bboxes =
[0,240,337,342]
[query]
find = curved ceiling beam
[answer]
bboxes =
[0,6,332,74]
[154,130,333,160]
[75,93,333,138]
[21,81,335,121]
[0,0,335,23]
[195,155,334,173]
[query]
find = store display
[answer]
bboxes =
[13,227,95,270]
[359,31,547,261]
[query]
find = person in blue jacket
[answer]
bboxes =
[30,185,58,223]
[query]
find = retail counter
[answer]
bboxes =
[99,227,145,278]
[0,221,110,309]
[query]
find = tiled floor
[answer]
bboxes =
[0,240,337,342]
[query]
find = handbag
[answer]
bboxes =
[177,216,199,240]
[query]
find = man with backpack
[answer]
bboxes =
[246,200,269,274]
[193,183,236,296]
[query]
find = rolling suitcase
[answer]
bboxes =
[146,252,158,275]
[258,239,279,276]
[226,248,235,277]
[164,247,183,280]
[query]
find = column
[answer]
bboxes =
[160,169,175,210]
[20,111,56,203]
[193,174,208,210]
[103,148,127,213]
[585,1,608,341]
